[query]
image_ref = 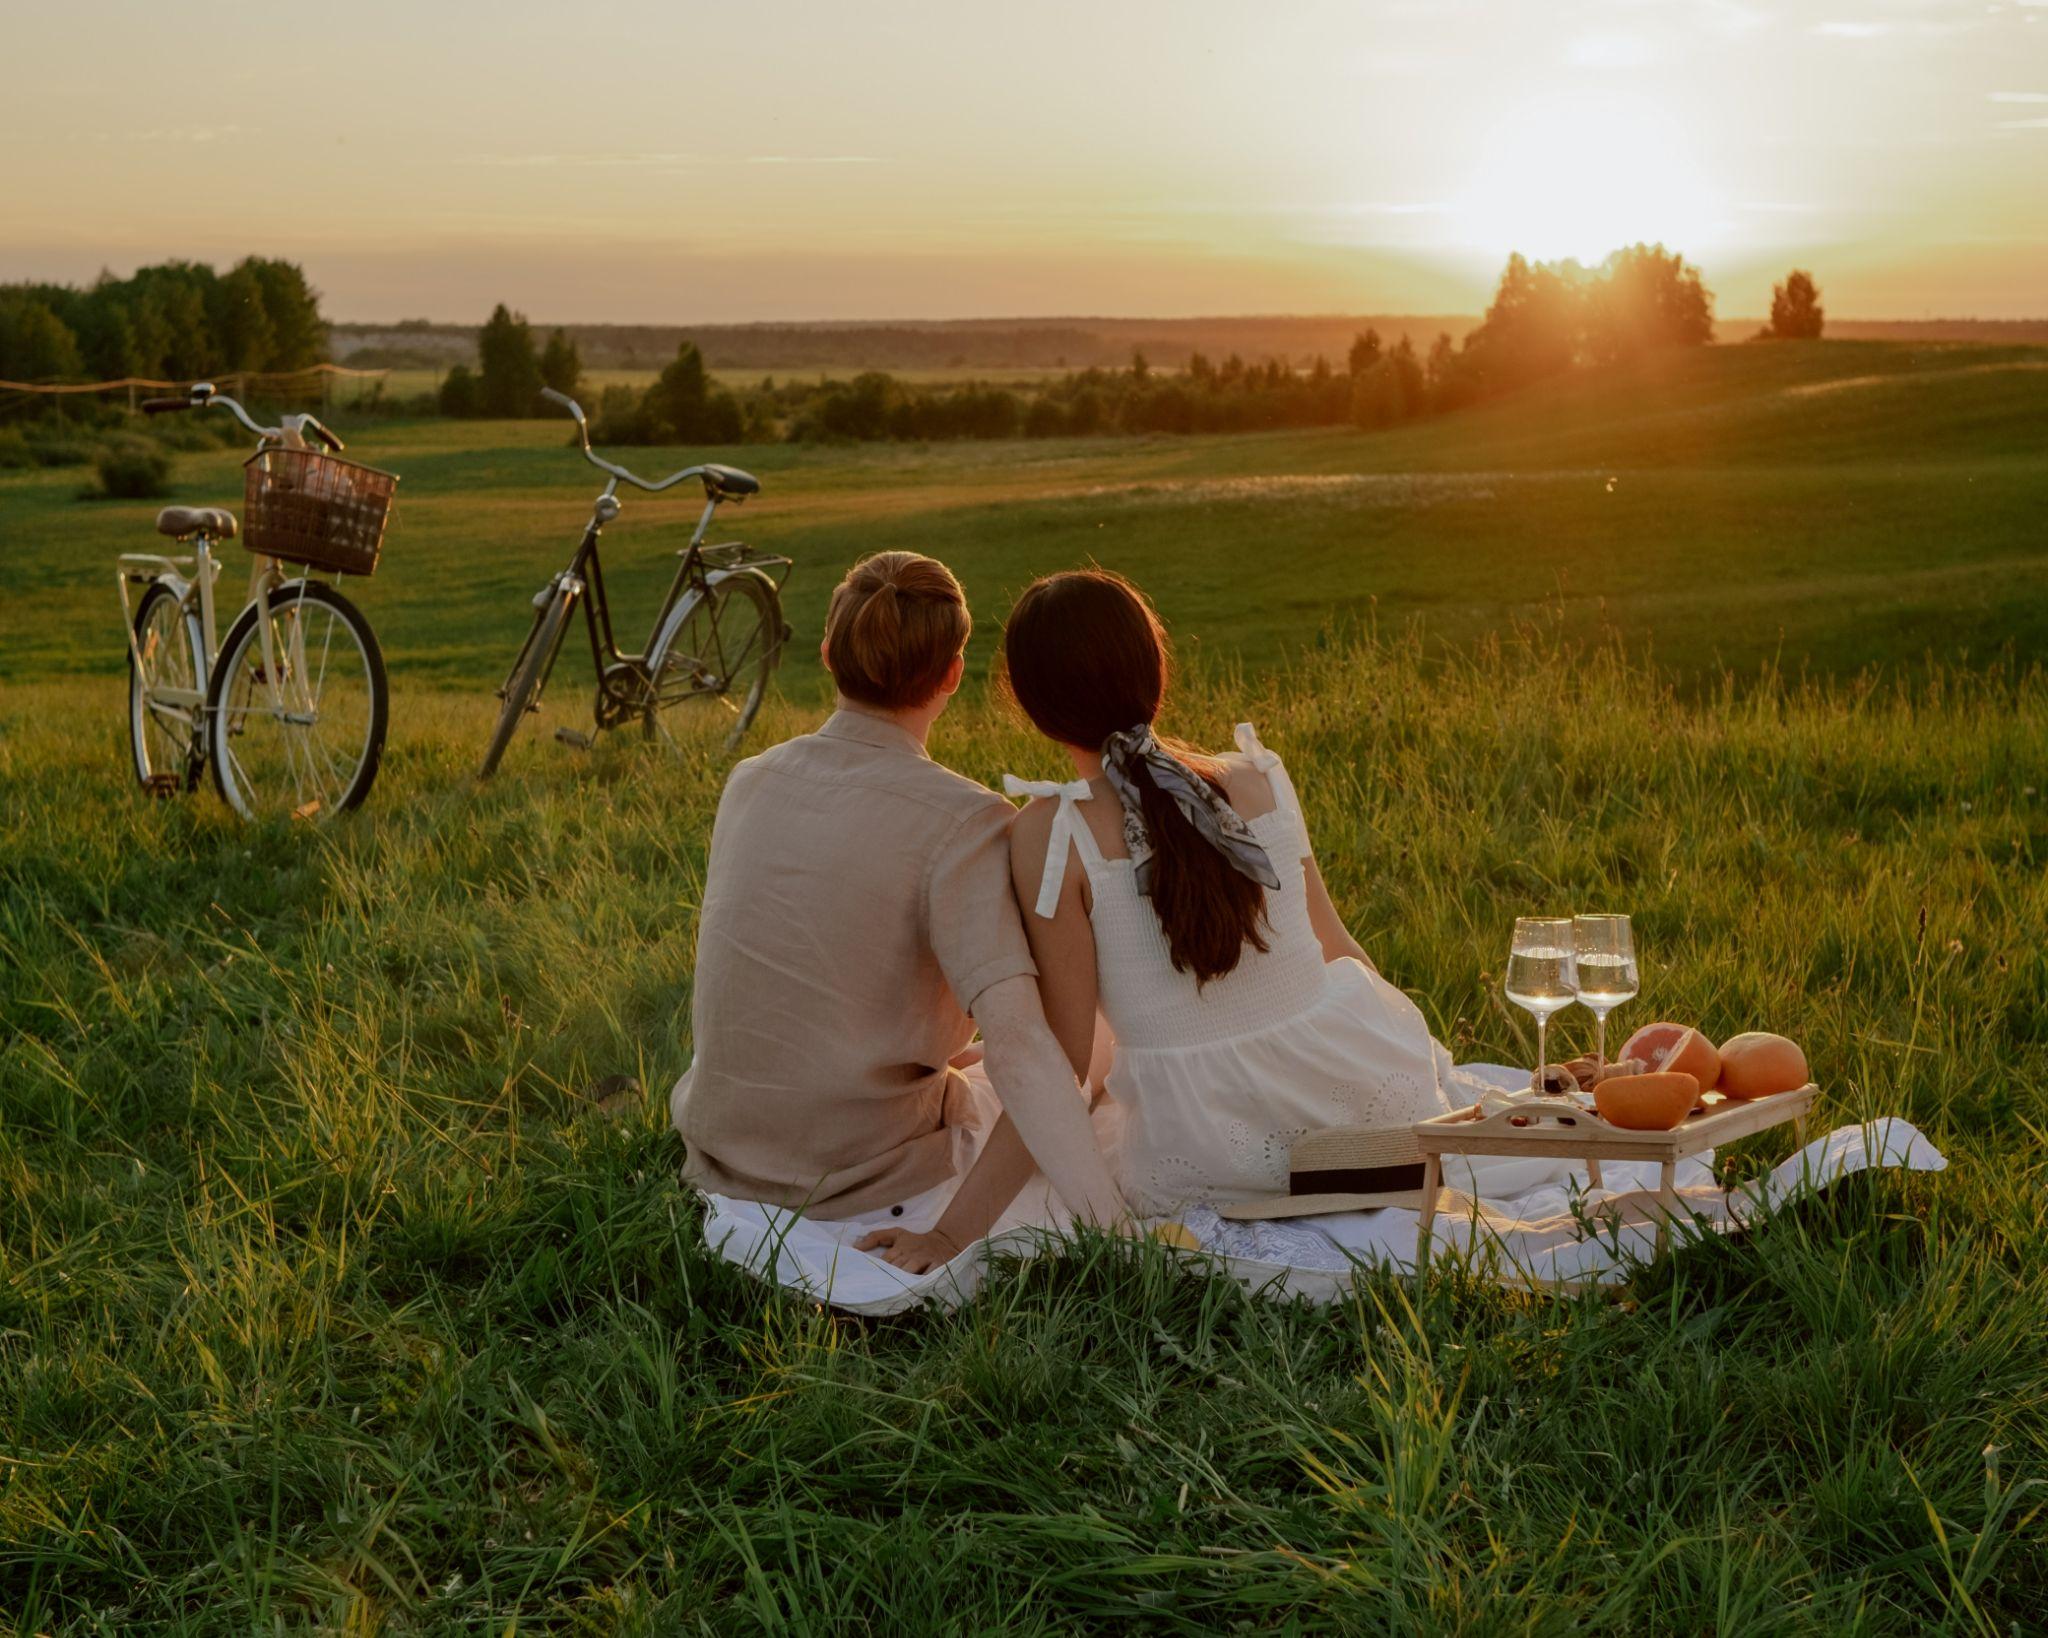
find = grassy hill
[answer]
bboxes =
[2,637,2043,1628]
[4,340,2043,714]
[2,339,2045,1626]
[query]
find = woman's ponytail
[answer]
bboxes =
[1127,749,1271,983]
[1002,570,1269,984]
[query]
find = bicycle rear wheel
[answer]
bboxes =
[207,579,388,821]
[643,571,783,757]
[129,581,204,794]
[479,585,575,779]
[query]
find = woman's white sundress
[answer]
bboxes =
[1011,724,1494,1218]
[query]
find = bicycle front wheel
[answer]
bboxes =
[478,585,575,779]
[129,580,204,794]
[207,579,388,822]
[643,571,783,757]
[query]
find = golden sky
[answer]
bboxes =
[5,0,2045,320]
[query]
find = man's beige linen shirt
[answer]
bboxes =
[672,708,1037,1218]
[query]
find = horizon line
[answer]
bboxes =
[325,309,2048,330]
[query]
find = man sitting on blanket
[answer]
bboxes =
[672,550,1129,1271]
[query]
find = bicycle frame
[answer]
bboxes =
[505,390,789,728]
[121,382,346,766]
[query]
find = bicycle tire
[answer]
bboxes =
[206,578,388,821]
[129,580,205,793]
[479,586,575,779]
[642,570,783,757]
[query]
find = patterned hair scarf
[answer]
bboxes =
[1099,725,1281,900]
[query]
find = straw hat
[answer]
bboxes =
[1216,1121,1433,1220]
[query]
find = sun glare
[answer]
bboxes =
[1452,96,1724,268]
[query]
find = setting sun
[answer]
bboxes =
[1452,94,1725,267]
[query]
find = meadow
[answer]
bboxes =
[2,341,2045,1631]
[7,340,2047,698]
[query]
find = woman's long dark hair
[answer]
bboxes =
[1002,570,1268,984]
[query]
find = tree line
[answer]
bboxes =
[474,243,1774,446]
[0,259,326,383]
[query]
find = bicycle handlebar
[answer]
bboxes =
[141,382,344,453]
[540,386,719,495]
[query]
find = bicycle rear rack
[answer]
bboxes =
[116,551,223,686]
[695,541,794,594]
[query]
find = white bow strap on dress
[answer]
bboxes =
[1002,774,1094,919]
[1233,722,1304,816]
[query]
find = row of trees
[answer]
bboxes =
[436,304,589,418]
[1416,243,1716,410]
[563,244,1725,446]
[435,247,1820,446]
[0,259,326,383]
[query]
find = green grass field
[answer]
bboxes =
[3,342,2046,1630]
[7,340,2047,704]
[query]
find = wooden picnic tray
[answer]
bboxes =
[1409,1083,1818,1264]
[1414,1083,1816,1162]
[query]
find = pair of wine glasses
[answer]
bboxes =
[1505,913,1640,1096]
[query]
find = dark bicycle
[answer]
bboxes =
[479,388,791,777]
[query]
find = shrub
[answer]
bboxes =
[438,364,482,418]
[89,438,172,499]
[29,432,100,468]
[589,384,653,444]
[149,412,246,453]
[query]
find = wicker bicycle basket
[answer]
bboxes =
[242,447,398,576]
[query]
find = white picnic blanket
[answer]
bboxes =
[697,1065,1947,1316]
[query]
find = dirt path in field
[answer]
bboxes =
[1782,360,2048,399]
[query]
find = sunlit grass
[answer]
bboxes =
[2,627,2043,1629]
[8,339,2048,696]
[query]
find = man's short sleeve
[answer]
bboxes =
[926,798,1038,1014]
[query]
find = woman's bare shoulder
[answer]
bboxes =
[1213,751,1278,820]
[1008,793,1059,861]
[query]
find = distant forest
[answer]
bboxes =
[435,245,1751,446]
[334,313,2048,374]
[343,315,1480,373]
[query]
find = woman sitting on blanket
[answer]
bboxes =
[992,567,1506,1219]
[878,566,1503,1264]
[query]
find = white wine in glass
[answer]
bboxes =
[1506,916,1578,1095]
[1573,913,1639,1066]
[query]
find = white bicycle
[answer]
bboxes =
[120,382,397,821]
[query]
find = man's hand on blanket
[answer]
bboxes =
[854,1225,962,1273]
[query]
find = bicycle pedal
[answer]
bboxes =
[554,727,594,750]
[141,773,182,799]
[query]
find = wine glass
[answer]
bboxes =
[1573,913,1639,1067]
[1505,917,1578,1096]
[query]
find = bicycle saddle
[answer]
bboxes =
[155,506,239,540]
[700,464,759,499]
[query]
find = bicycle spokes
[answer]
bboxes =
[213,585,382,821]
[129,584,203,789]
[645,576,779,755]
